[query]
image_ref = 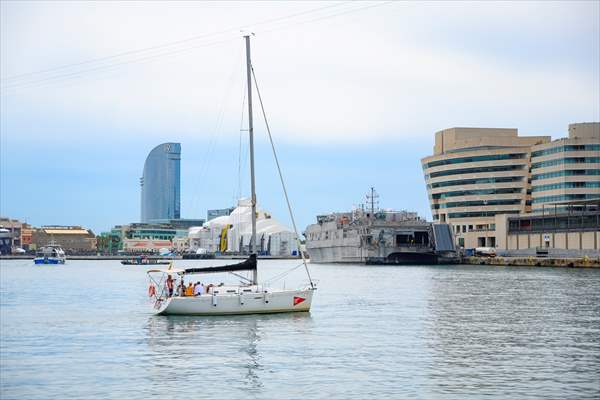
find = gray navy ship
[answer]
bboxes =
[304,188,458,265]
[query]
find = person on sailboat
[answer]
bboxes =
[185,282,194,297]
[194,282,204,296]
[166,275,174,297]
[206,283,214,295]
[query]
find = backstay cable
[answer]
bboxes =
[251,66,314,289]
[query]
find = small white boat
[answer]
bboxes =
[146,35,316,316]
[147,256,314,316]
[34,244,66,264]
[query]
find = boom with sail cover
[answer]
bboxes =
[183,254,257,275]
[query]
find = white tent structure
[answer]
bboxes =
[188,199,298,256]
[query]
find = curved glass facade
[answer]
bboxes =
[531,144,600,157]
[532,169,600,181]
[421,127,550,248]
[140,143,181,223]
[431,187,522,199]
[427,176,523,189]
[423,153,526,169]
[531,181,600,192]
[531,157,600,170]
[530,124,600,208]
[425,164,525,179]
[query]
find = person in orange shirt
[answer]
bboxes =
[185,282,194,297]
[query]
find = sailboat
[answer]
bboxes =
[146,35,316,316]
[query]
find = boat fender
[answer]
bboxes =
[239,293,244,305]
[212,293,218,307]
[264,292,270,304]
[148,284,156,297]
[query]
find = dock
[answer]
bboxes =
[463,256,600,268]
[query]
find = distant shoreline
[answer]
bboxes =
[0,255,301,261]
[1,255,598,268]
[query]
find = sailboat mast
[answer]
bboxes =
[245,35,258,284]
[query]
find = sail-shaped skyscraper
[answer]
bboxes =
[140,143,181,222]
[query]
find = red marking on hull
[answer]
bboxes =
[293,296,306,306]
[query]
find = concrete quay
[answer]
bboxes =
[464,256,600,268]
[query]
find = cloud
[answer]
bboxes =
[1,1,598,233]
[1,1,598,146]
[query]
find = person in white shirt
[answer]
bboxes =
[177,280,185,297]
[193,282,204,296]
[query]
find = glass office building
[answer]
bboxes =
[530,123,600,213]
[421,128,550,249]
[422,123,599,249]
[140,143,181,223]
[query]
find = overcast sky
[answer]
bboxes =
[1,1,599,234]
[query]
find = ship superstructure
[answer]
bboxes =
[304,189,457,264]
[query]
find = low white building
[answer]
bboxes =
[188,199,298,256]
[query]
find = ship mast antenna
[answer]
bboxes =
[366,187,379,217]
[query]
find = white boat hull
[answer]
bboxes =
[154,288,314,316]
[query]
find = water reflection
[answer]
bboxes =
[241,318,262,391]
[143,312,313,394]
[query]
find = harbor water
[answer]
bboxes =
[1,260,599,399]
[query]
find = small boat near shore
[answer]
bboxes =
[181,252,215,260]
[34,244,66,264]
[121,256,171,265]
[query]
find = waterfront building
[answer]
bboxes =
[21,226,33,250]
[530,123,600,213]
[0,228,11,254]
[105,221,195,254]
[494,199,600,257]
[140,143,181,223]
[0,217,23,250]
[421,128,550,249]
[207,207,235,222]
[97,231,122,255]
[422,123,599,251]
[113,223,176,254]
[31,226,96,253]
[190,199,298,256]
[111,223,177,241]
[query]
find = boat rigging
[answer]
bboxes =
[146,35,316,315]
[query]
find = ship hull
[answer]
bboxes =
[154,288,314,316]
[305,214,457,265]
[121,260,171,265]
[366,252,439,265]
[34,258,65,264]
